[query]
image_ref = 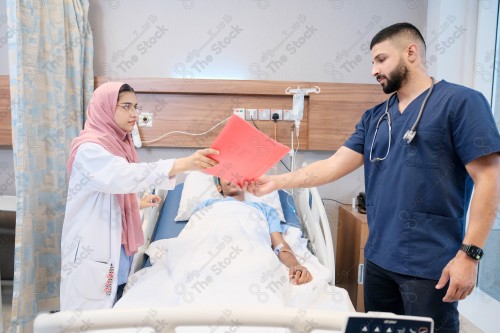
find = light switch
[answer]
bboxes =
[233,108,245,119]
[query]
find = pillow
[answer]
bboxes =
[175,171,286,222]
[174,171,223,221]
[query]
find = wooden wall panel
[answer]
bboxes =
[96,77,387,151]
[0,76,387,150]
[307,83,387,150]
[135,92,308,149]
[0,75,11,147]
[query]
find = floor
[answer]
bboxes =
[458,315,485,333]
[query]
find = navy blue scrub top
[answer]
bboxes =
[344,80,500,280]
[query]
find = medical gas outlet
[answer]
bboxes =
[138,112,153,127]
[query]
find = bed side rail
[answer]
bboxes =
[296,186,335,285]
[34,307,434,333]
[130,189,167,274]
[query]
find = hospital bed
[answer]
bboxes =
[131,171,337,284]
[34,172,434,332]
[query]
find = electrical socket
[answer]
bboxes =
[258,108,270,120]
[245,108,258,120]
[138,112,153,127]
[271,109,283,120]
[283,109,293,121]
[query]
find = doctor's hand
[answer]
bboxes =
[243,175,277,197]
[289,265,313,285]
[169,148,219,177]
[140,194,161,209]
[435,251,478,302]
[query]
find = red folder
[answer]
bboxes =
[205,115,290,186]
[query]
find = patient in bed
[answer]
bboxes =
[194,176,312,285]
[114,175,351,313]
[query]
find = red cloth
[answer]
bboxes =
[67,82,142,256]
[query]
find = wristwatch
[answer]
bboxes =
[460,243,484,260]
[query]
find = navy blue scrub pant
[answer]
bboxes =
[364,260,459,333]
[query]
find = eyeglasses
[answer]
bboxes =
[118,103,142,115]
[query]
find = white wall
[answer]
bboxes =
[0,149,14,195]
[88,0,428,83]
[426,0,498,101]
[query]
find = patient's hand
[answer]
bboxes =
[289,265,313,285]
[140,194,161,209]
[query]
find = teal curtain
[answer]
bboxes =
[6,0,93,331]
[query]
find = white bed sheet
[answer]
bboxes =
[111,200,353,332]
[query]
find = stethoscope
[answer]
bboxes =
[369,77,435,163]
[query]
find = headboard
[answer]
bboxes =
[0,75,387,150]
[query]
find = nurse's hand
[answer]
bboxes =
[169,148,219,177]
[435,251,478,302]
[243,175,277,197]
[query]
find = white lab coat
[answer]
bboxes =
[60,142,176,311]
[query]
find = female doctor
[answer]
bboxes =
[60,82,218,311]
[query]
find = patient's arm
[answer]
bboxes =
[270,232,312,285]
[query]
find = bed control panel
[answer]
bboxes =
[344,314,433,333]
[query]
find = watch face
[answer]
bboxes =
[470,246,484,260]
[461,244,484,260]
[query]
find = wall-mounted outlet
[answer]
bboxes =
[283,109,293,121]
[258,108,270,120]
[138,112,153,127]
[245,108,258,120]
[233,108,245,119]
[271,109,283,120]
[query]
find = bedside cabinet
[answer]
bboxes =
[335,204,369,312]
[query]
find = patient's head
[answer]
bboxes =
[214,177,244,200]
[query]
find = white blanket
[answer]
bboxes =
[114,201,353,332]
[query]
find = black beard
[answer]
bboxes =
[382,63,409,94]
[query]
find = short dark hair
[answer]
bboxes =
[370,22,426,51]
[214,176,223,195]
[118,84,135,101]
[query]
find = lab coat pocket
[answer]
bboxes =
[73,259,112,301]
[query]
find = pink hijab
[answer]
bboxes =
[67,81,143,256]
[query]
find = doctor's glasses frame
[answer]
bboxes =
[117,103,143,115]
